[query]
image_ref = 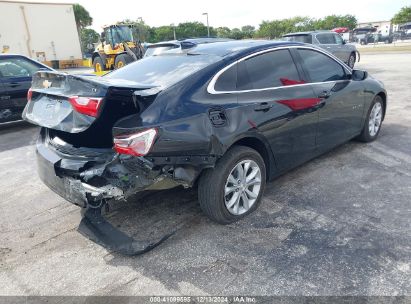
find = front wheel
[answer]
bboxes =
[114,54,133,69]
[198,146,266,224]
[357,95,384,142]
[93,56,106,72]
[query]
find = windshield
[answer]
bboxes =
[107,26,133,44]
[283,35,312,43]
[106,54,220,88]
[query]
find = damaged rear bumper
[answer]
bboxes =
[36,129,215,208]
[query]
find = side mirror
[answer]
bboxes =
[342,39,346,45]
[100,32,105,43]
[351,69,368,81]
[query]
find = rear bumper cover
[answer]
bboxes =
[36,130,211,207]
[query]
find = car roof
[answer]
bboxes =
[184,40,304,57]
[283,30,333,36]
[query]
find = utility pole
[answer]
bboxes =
[202,12,210,37]
[171,24,176,40]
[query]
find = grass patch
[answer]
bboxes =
[359,45,411,53]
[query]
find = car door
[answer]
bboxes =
[0,75,12,123]
[231,49,322,172]
[295,48,365,153]
[315,33,342,60]
[332,33,350,63]
[0,56,41,123]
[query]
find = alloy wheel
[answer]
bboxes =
[369,102,383,137]
[224,159,262,215]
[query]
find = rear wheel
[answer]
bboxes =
[114,54,133,69]
[93,56,106,72]
[198,146,266,224]
[357,95,384,142]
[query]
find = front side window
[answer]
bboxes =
[334,34,344,45]
[237,49,302,90]
[298,49,346,82]
[0,57,41,78]
[316,33,336,44]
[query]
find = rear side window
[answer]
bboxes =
[283,35,312,44]
[298,49,346,82]
[316,33,336,44]
[214,64,237,91]
[334,34,344,44]
[237,49,302,90]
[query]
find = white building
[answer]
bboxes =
[0,0,82,67]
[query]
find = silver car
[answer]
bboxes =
[282,31,359,68]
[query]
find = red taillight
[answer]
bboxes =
[27,88,33,102]
[68,96,103,117]
[113,128,157,156]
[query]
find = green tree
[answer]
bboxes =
[151,25,175,42]
[73,4,93,56]
[241,25,255,38]
[229,28,245,39]
[121,18,152,42]
[216,27,231,38]
[315,14,357,30]
[73,4,92,29]
[176,22,210,39]
[392,6,411,24]
[80,28,99,55]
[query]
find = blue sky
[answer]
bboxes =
[36,0,411,30]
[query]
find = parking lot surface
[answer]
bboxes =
[0,52,410,296]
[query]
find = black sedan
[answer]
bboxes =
[23,40,386,227]
[0,54,51,123]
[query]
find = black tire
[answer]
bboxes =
[198,146,266,224]
[114,54,133,69]
[348,53,356,69]
[357,95,384,142]
[92,56,106,72]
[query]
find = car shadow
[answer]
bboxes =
[89,122,411,294]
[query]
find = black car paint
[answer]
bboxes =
[24,41,386,209]
[0,55,51,123]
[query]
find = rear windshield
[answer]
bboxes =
[106,54,220,88]
[144,45,178,57]
[283,35,312,44]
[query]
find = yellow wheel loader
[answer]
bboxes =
[92,24,144,72]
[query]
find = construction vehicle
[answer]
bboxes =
[92,24,144,72]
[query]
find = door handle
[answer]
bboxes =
[254,102,272,112]
[9,82,20,88]
[318,90,331,99]
[0,95,11,100]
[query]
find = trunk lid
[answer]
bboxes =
[23,71,156,134]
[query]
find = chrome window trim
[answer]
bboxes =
[207,45,352,95]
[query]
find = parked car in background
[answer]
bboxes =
[0,54,51,123]
[282,31,358,68]
[23,40,386,229]
[144,37,233,57]
[352,27,379,45]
